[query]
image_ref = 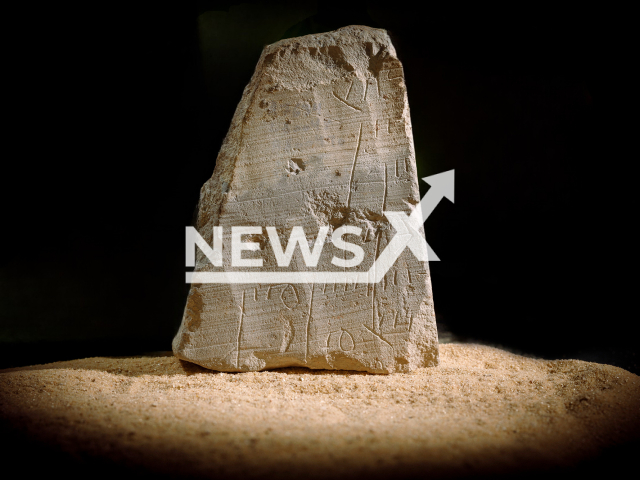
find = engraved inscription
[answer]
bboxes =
[172,26,438,374]
[339,329,355,352]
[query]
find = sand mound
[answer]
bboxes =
[1,344,639,479]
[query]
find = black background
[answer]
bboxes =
[1,2,632,372]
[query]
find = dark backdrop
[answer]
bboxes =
[2,2,632,371]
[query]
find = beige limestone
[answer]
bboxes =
[173,25,438,373]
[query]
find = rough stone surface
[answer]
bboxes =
[173,25,438,373]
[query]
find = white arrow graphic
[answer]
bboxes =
[187,170,454,283]
[418,170,455,223]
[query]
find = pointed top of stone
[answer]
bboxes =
[254,25,399,92]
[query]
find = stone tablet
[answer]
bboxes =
[173,25,439,373]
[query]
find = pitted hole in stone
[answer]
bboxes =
[287,158,305,174]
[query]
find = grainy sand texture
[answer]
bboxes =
[1,344,639,479]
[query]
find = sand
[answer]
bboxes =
[1,344,639,479]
